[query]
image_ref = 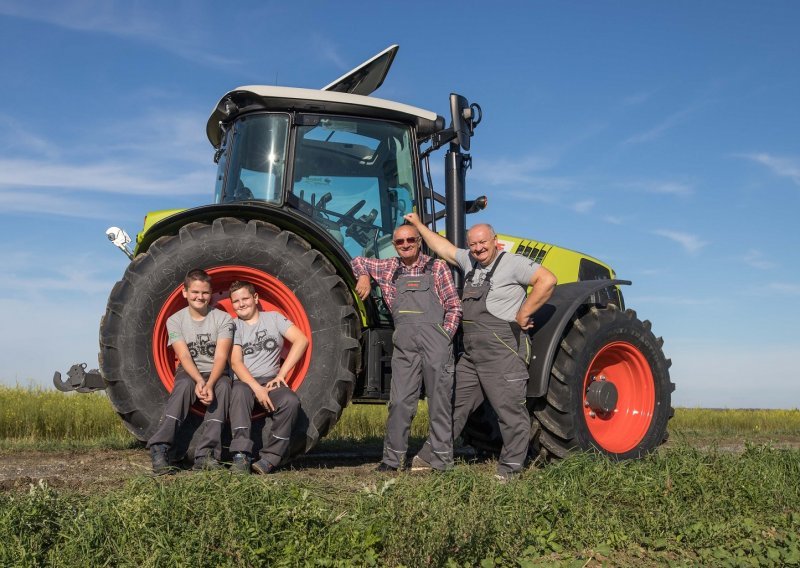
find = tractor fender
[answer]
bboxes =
[139,203,359,284]
[527,279,631,397]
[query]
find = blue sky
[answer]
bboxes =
[0,1,797,408]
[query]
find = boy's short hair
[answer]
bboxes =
[184,269,212,289]
[229,280,256,296]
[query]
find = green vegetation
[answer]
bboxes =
[2,386,796,447]
[672,407,800,436]
[2,444,798,566]
[0,386,132,450]
[2,387,799,565]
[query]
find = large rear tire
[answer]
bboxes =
[99,217,360,459]
[463,304,674,461]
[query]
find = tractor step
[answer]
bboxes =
[53,363,106,393]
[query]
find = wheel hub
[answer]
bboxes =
[585,375,618,414]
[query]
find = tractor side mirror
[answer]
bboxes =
[449,94,482,151]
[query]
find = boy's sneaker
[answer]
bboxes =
[193,453,223,471]
[150,444,171,476]
[251,458,277,475]
[231,452,251,474]
[375,462,398,473]
[410,455,432,472]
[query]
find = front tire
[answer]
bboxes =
[99,217,360,458]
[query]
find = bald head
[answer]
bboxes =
[467,223,499,267]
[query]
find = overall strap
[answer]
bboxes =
[465,252,506,284]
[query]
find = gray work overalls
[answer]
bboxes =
[382,258,455,470]
[452,252,531,475]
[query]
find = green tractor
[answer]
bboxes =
[68,46,673,462]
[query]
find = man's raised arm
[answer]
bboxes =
[403,213,458,265]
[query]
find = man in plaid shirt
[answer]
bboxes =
[352,223,462,472]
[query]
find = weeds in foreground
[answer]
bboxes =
[1,444,798,566]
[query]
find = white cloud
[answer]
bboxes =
[653,229,709,254]
[312,36,350,71]
[623,105,696,145]
[0,114,61,159]
[622,91,653,106]
[766,282,800,296]
[571,199,595,214]
[0,159,211,196]
[0,1,238,68]
[740,153,800,187]
[618,179,693,197]
[603,215,624,225]
[742,249,775,270]
[500,190,558,204]
[472,155,559,187]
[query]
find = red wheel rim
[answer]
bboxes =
[582,341,654,453]
[152,266,312,409]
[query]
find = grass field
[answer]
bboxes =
[1,386,799,566]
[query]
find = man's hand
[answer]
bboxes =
[515,311,535,331]
[265,377,287,391]
[254,384,275,412]
[355,274,372,300]
[403,212,421,227]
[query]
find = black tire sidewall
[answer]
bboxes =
[101,218,359,457]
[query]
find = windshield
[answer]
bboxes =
[217,114,289,203]
[290,116,417,259]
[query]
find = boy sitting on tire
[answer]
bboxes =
[227,280,308,474]
[148,269,235,474]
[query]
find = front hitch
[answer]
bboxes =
[53,363,106,393]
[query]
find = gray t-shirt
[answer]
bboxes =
[166,307,235,373]
[455,249,540,322]
[233,311,293,379]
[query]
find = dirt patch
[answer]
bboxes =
[0,446,425,494]
[2,437,798,494]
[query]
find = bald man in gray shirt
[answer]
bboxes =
[404,214,557,480]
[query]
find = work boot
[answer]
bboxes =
[374,462,398,473]
[494,471,520,484]
[193,452,223,471]
[231,452,251,474]
[150,444,171,476]
[410,455,432,472]
[251,458,277,475]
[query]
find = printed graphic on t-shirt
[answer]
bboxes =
[188,333,216,358]
[242,329,280,356]
[467,271,493,289]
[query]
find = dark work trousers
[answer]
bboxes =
[418,254,531,475]
[229,381,300,467]
[147,367,232,460]
[383,265,455,470]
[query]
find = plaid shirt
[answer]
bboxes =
[351,253,462,337]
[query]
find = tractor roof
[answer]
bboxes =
[206,45,443,148]
[206,86,443,148]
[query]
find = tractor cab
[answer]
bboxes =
[212,110,424,260]
[207,45,449,260]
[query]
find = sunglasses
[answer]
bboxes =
[393,236,419,246]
